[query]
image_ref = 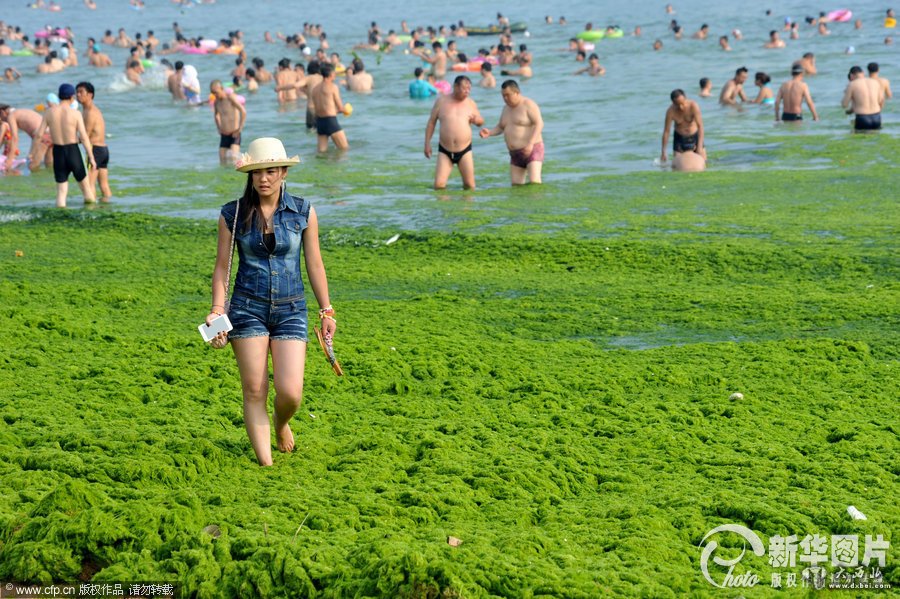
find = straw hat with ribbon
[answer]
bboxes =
[234,137,301,172]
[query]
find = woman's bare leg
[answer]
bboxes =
[270,339,307,453]
[231,336,273,466]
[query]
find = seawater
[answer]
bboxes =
[0,0,895,196]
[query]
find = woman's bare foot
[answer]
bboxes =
[274,417,295,453]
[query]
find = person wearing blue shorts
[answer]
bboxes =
[205,137,336,466]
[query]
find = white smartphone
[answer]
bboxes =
[198,314,233,342]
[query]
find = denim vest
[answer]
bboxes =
[220,191,310,302]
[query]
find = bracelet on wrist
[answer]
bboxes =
[318,305,335,318]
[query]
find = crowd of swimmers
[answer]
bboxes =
[0,5,896,198]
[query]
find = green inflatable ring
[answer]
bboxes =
[576,31,604,41]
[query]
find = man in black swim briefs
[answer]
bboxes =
[661,88,706,164]
[775,64,819,123]
[77,81,112,202]
[438,143,472,165]
[211,79,246,165]
[854,113,882,130]
[304,60,322,130]
[219,131,241,149]
[842,66,885,132]
[424,75,484,189]
[672,130,699,152]
[38,83,95,207]
[311,64,349,152]
[53,144,87,186]
[316,115,342,137]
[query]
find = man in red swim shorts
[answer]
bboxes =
[479,79,544,185]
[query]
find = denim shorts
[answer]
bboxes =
[227,294,308,342]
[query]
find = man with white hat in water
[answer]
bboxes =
[36,83,95,207]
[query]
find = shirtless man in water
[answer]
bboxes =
[867,62,892,100]
[500,51,533,79]
[345,58,373,93]
[422,41,448,80]
[87,42,112,67]
[311,63,349,152]
[424,75,484,189]
[37,83,95,207]
[211,79,246,164]
[125,60,142,85]
[274,58,298,104]
[764,30,786,49]
[304,61,324,130]
[719,67,749,105]
[793,52,816,75]
[168,61,186,100]
[775,64,819,122]
[479,80,544,184]
[842,66,885,131]
[76,81,112,202]
[661,89,706,171]
[0,104,48,169]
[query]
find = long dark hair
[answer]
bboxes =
[239,174,262,233]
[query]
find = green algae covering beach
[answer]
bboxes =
[0,135,898,597]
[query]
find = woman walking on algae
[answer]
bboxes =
[205,137,336,466]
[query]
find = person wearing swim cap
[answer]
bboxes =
[36,83,96,207]
[87,39,112,67]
